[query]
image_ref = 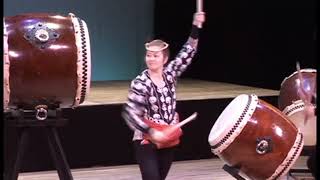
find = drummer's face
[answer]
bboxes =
[145,49,167,72]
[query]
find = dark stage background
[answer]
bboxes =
[154,0,317,90]
[4,0,317,173]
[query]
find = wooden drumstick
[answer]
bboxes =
[162,112,198,136]
[296,62,308,102]
[296,62,316,98]
[176,112,198,128]
[196,0,203,28]
[296,62,316,124]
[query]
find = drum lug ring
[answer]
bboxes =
[24,22,60,49]
[256,136,272,155]
[35,105,48,120]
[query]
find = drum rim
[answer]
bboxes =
[280,68,317,87]
[283,100,317,146]
[79,18,91,104]
[209,94,258,155]
[267,131,304,180]
[283,100,317,116]
[69,13,91,107]
[3,18,10,111]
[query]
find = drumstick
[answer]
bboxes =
[196,0,203,28]
[296,62,316,98]
[163,112,198,136]
[296,62,315,124]
[296,62,308,101]
[176,112,198,128]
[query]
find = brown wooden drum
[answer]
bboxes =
[278,69,317,146]
[3,13,91,111]
[208,94,304,180]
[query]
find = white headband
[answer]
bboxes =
[145,39,169,51]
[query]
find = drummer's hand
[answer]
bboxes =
[148,128,170,144]
[193,12,206,28]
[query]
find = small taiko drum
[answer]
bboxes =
[3,13,91,111]
[278,69,317,146]
[208,94,304,180]
[143,118,182,149]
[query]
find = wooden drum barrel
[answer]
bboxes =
[208,94,304,180]
[278,69,317,146]
[3,13,91,111]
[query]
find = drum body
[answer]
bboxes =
[3,13,91,111]
[279,69,317,146]
[208,94,303,180]
[143,119,182,149]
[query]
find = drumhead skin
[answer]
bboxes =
[208,94,259,154]
[283,100,317,146]
[3,13,91,111]
[208,94,304,180]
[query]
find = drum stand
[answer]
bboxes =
[222,148,316,180]
[222,164,246,180]
[4,108,74,180]
[288,146,315,177]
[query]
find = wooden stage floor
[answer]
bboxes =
[81,79,279,106]
[15,80,314,179]
[17,156,313,180]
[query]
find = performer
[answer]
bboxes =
[296,63,317,178]
[305,95,317,178]
[121,11,205,180]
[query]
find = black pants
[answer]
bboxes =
[133,140,176,180]
[306,147,316,178]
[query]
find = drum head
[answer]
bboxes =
[284,101,317,146]
[289,112,316,146]
[208,94,258,154]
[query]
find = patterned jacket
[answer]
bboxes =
[122,37,198,140]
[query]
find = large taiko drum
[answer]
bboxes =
[278,69,317,146]
[208,94,304,180]
[3,13,91,111]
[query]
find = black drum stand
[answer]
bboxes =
[222,164,246,180]
[288,146,316,178]
[222,146,316,180]
[4,108,73,180]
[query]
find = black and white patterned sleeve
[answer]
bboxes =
[121,79,150,134]
[165,25,200,80]
[165,39,198,80]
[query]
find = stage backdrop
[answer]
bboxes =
[4,0,154,81]
[3,0,317,173]
[4,0,316,89]
[154,0,317,90]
